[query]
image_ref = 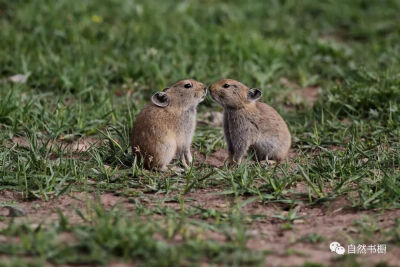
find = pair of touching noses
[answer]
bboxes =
[131,79,291,171]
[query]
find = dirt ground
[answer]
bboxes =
[1,183,399,266]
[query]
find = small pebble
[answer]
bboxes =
[5,206,27,217]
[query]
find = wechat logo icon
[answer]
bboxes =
[330,242,346,255]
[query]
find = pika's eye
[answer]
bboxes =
[184,83,192,88]
[223,84,230,88]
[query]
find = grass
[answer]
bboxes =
[0,205,265,266]
[0,0,400,266]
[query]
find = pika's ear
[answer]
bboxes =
[162,87,169,92]
[247,88,262,101]
[151,92,169,107]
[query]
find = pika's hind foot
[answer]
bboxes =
[184,149,193,165]
[158,165,168,172]
[180,154,189,169]
[225,156,242,167]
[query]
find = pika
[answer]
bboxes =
[131,79,207,171]
[209,79,291,164]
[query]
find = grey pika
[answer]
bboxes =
[209,79,291,165]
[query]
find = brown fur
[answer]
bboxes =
[209,79,291,164]
[131,79,207,171]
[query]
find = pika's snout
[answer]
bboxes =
[209,91,222,105]
[201,87,207,100]
[209,83,217,93]
[209,84,221,100]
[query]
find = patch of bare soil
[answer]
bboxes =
[293,87,319,106]
[196,148,300,169]
[195,149,228,167]
[280,78,320,110]
[246,200,400,267]
[10,136,30,147]
[11,136,102,152]
[0,190,126,228]
[7,136,103,159]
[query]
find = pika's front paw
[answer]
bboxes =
[266,159,277,165]
[185,150,193,164]
[225,156,241,167]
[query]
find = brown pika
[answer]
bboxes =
[209,79,291,164]
[131,79,207,171]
